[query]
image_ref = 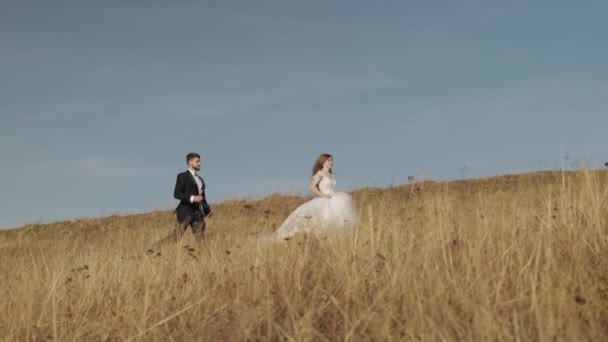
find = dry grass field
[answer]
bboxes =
[1,170,607,341]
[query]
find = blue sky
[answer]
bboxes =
[1,0,607,229]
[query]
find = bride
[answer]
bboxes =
[269,153,358,242]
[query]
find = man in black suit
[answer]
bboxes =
[153,153,211,247]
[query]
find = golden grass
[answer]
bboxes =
[1,170,608,341]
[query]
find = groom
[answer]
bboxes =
[153,153,211,247]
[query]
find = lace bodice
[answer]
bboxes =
[318,173,336,195]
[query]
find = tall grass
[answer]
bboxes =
[1,170,607,341]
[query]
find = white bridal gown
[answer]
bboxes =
[271,172,358,241]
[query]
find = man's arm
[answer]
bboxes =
[202,196,211,216]
[201,179,211,216]
[173,173,191,202]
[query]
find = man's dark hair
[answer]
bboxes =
[186,153,200,163]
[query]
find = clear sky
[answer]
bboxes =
[1,0,607,229]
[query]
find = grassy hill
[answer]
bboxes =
[1,170,607,341]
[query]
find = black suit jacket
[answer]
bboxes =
[174,171,211,222]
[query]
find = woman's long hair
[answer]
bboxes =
[312,153,333,177]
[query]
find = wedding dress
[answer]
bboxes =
[271,172,357,241]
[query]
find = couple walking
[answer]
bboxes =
[153,152,357,248]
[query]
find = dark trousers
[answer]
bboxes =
[154,213,206,247]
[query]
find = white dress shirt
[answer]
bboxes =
[188,169,203,203]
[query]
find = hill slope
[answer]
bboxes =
[1,170,607,340]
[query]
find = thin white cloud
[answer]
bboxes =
[23,63,395,123]
[394,76,607,125]
[40,156,172,179]
[23,101,103,121]
[217,177,310,200]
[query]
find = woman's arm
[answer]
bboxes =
[309,172,331,198]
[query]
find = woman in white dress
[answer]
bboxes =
[270,153,358,242]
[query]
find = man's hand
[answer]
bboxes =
[192,195,203,203]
